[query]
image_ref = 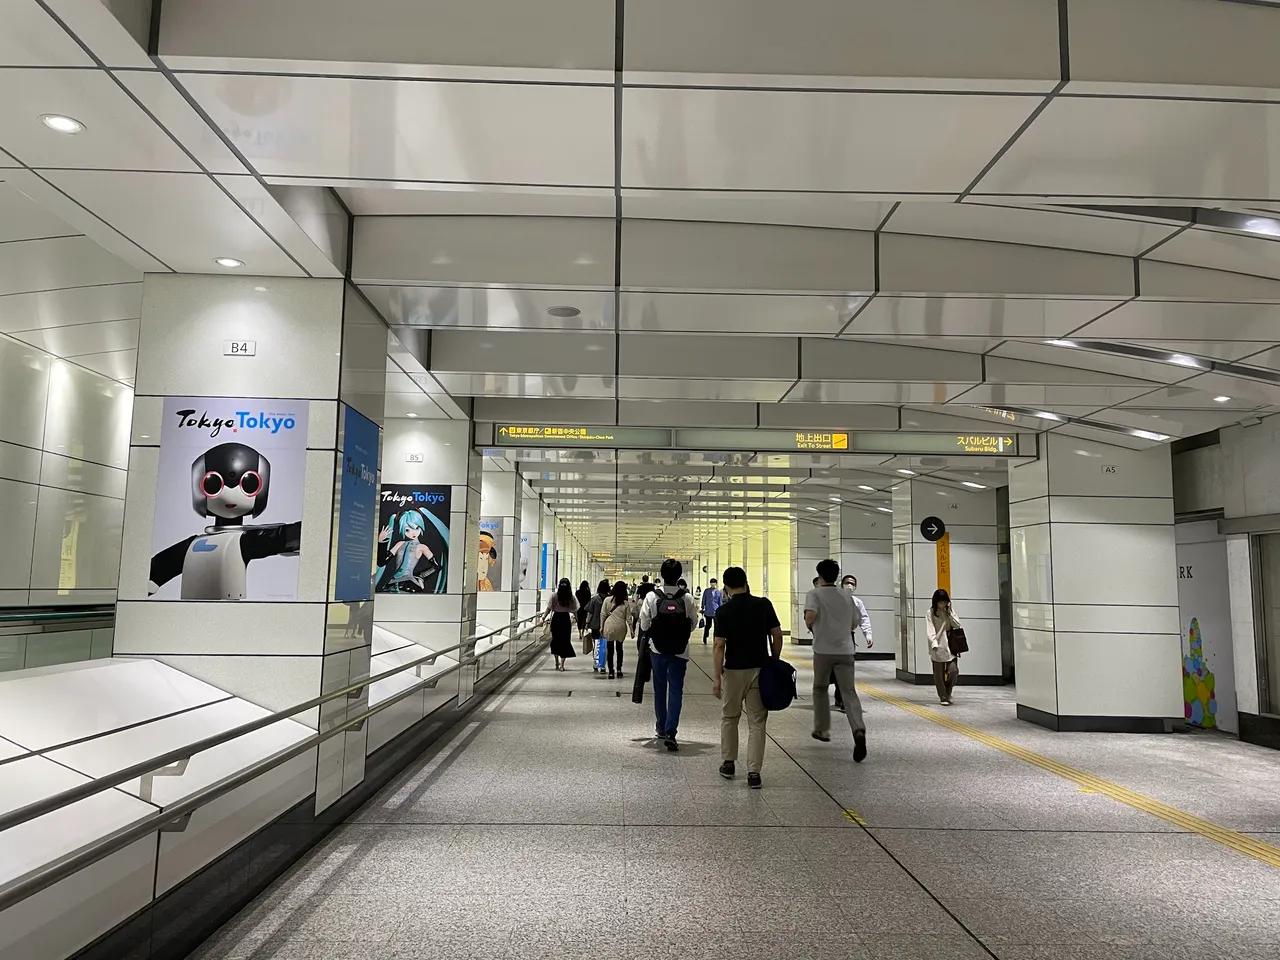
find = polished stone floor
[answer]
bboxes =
[192,642,1280,960]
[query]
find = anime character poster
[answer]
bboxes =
[519,534,533,589]
[478,517,503,591]
[149,397,309,601]
[376,484,451,594]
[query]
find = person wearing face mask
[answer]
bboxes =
[926,588,962,705]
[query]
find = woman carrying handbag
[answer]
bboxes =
[925,588,965,705]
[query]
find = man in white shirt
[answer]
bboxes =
[805,559,868,763]
[639,558,699,751]
[841,575,874,649]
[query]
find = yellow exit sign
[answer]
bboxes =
[794,432,848,451]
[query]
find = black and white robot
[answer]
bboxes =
[149,442,302,600]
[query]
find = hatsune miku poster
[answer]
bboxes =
[375,484,451,594]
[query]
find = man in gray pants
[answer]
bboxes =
[804,558,867,763]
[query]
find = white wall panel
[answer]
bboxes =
[621,220,873,293]
[180,74,615,185]
[0,441,42,486]
[1046,496,1173,526]
[1054,633,1183,718]
[136,274,344,399]
[29,487,123,591]
[0,836,156,960]
[879,234,1135,298]
[0,336,51,449]
[622,87,1039,193]
[42,359,132,469]
[114,601,327,656]
[151,654,324,727]
[1049,522,1177,608]
[1013,627,1058,714]
[354,216,615,288]
[1045,432,1174,498]
[624,0,1060,88]
[0,478,38,591]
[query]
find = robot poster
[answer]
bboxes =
[149,397,309,601]
[376,484,451,594]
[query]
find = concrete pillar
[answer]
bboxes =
[378,417,482,701]
[790,519,830,645]
[893,479,1001,685]
[519,486,540,619]
[478,465,520,633]
[116,274,387,813]
[1009,433,1181,731]
[838,505,893,659]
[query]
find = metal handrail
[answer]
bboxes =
[0,613,543,835]
[0,615,547,912]
[0,605,114,623]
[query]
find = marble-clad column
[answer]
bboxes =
[1009,433,1181,731]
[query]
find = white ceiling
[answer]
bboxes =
[6,0,1280,557]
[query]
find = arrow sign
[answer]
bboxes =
[920,516,946,542]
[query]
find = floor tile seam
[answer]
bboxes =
[676,655,1005,960]
[858,683,1280,871]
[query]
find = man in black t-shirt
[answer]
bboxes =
[712,566,784,788]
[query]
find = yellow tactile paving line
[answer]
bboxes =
[857,683,1280,870]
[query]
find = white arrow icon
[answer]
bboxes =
[926,523,939,536]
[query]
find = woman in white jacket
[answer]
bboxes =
[925,588,961,705]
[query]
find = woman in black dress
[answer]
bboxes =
[546,578,579,671]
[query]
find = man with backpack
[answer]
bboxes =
[711,566,783,788]
[638,558,699,751]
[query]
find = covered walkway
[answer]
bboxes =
[194,646,1280,960]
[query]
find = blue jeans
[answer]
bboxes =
[650,653,688,738]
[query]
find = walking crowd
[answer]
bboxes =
[541,556,967,787]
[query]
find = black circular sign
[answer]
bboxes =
[920,516,946,542]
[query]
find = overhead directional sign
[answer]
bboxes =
[494,424,673,447]
[955,434,1016,454]
[920,516,946,542]
[487,423,1032,457]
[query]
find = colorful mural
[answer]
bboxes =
[1182,617,1218,729]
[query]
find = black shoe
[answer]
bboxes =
[617,671,625,678]
[812,731,831,742]
[853,732,867,764]
[747,773,762,789]
[719,760,735,779]
[609,672,615,679]
[665,736,679,752]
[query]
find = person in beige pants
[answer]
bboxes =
[712,566,784,789]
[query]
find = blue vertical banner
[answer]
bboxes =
[540,542,552,589]
[333,406,381,602]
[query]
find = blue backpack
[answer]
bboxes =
[758,657,797,711]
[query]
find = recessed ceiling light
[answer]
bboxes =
[1131,429,1170,442]
[897,469,916,476]
[1213,395,1231,403]
[877,507,892,513]
[829,496,842,502]
[1166,353,1205,369]
[548,305,581,318]
[857,485,875,492]
[1044,339,1077,348]
[213,257,244,268]
[962,481,987,490]
[406,412,417,418]
[253,285,267,292]
[1244,217,1280,237]
[805,506,818,511]
[40,114,84,134]
[1031,411,1064,422]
